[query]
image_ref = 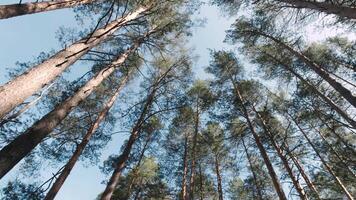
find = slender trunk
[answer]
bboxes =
[284,143,322,200]
[277,0,356,19]
[214,154,223,200]
[181,136,189,200]
[254,30,356,108]
[189,99,199,200]
[126,130,153,197]
[0,44,139,179]
[100,71,163,200]
[233,82,287,200]
[198,163,204,200]
[252,107,308,200]
[241,138,263,200]
[0,7,148,120]
[290,115,354,200]
[263,51,356,128]
[43,74,130,200]
[313,128,356,178]
[0,0,94,19]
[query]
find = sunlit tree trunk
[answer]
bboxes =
[277,0,356,19]
[289,114,354,200]
[181,136,189,200]
[189,99,199,200]
[0,0,94,20]
[242,138,263,200]
[0,7,148,120]
[214,154,223,200]
[43,73,130,200]
[252,106,308,200]
[263,51,356,128]
[253,30,356,108]
[231,80,287,200]
[0,43,139,179]
[284,143,322,200]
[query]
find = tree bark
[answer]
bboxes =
[214,154,224,200]
[232,81,287,200]
[43,73,130,200]
[0,6,148,120]
[0,43,139,179]
[277,0,356,19]
[284,142,322,200]
[189,99,199,200]
[262,51,356,128]
[0,0,94,19]
[253,30,356,108]
[252,107,308,200]
[198,163,204,200]
[241,138,263,200]
[289,114,354,200]
[181,136,189,200]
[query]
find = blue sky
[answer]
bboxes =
[0,1,234,199]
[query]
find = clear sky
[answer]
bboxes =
[0,1,354,199]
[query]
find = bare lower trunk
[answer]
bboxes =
[0,45,138,179]
[181,136,189,200]
[100,72,161,200]
[0,7,147,120]
[43,74,130,200]
[214,154,223,200]
[277,0,356,19]
[263,51,356,128]
[254,30,356,108]
[198,164,204,200]
[189,101,199,200]
[234,84,287,200]
[0,0,94,19]
[290,115,354,200]
[242,138,263,200]
[253,107,308,200]
[284,143,322,200]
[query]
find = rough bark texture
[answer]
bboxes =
[263,51,356,128]
[290,115,354,200]
[214,154,224,200]
[0,7,147,120]
[43,74,130,200]
[253,107,308,200]
[255,30,356,108]
[0,46,137,179]
[278,0,356,19]
[0,0,93,19]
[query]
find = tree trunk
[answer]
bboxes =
[263,51,356,128]
[0,0,94,19]
[43,73,130,200]
[0,44,139,179]
[290,115,354,200]
[0,7,148,120]
[252,107,308,200]
[100,70,163,200]
[198,163,204,200]
[241,138,263,200]
[277,0,356,19]
[233,82,287,200]
[181,136,189,200]
[284,143,322,200]
[214,154,223,200]
[189,99,199,200]
[254,30,356,108]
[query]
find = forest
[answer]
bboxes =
[0,0,355,199]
